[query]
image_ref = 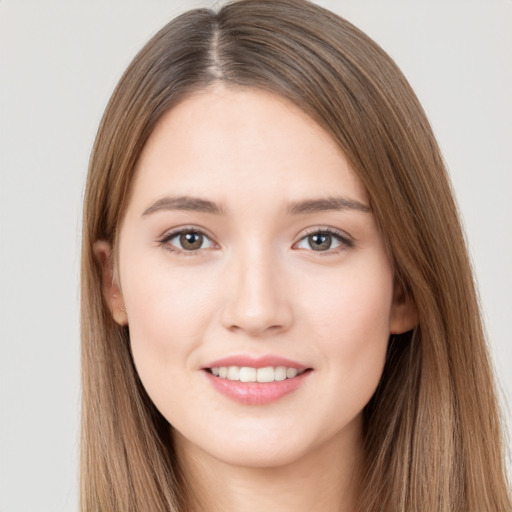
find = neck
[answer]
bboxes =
[174,418,363,512]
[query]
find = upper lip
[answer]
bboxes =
[203,355,310,370]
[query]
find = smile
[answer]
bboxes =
[203,356,312,405]
[209,366,306,382]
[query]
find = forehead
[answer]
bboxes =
[129,85,368,212]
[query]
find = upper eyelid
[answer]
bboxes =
[158,227,218,257]
[159,225,217,243]
[297,226,353,242]
[293,227,355,253]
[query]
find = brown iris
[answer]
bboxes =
[308,233,332,251]
[179,232,204,250]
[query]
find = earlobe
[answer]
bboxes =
[93,240,128,326]
[389,282,418,335]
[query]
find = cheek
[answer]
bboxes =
[300,256,393,391]
[120,262,221,423]
[302,254,393,334]
[119,252,220,382]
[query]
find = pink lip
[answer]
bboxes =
[203,371,311,406]
[202,354,312,406]
[203,355,309,370]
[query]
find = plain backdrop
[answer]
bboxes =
[0,1,510,511]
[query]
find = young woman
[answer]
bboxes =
[81,0,511,510]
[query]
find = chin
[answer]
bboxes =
[173,414,359,471]
[211,441,314,469]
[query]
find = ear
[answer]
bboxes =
[389,280,418,334]
[93,240,128,326]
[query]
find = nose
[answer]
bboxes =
[220,246,293,337]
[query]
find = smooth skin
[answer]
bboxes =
[96,85,417,512]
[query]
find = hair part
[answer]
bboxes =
[81,1,511,510]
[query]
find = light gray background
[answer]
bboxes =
[1,1,510,511]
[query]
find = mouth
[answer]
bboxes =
[205,365,309,382]
[202,356,313,405]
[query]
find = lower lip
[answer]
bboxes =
[203,370,311,405]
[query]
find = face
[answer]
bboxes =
[99,86,415,468]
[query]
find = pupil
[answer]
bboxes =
[310,234,331,251]
[180,232,203,250]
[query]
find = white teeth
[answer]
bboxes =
[286,368,298,379]
[256,367,274,383]
[227,366,240,380]
[275,366,287,381]
[210,365,305,382]
[239,367,257,382]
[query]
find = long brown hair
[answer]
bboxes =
[81,1,511,510]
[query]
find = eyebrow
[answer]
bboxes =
[287,197,371,215]
[142,196,224,216]
[141,194,370,217]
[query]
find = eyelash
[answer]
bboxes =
[158,226,217,256]
[295,227,354,255]
[157,226,354,256]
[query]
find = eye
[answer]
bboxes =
[294,229,353,252]
[160,229,216,253]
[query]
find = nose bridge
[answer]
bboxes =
[221,238,292,336]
